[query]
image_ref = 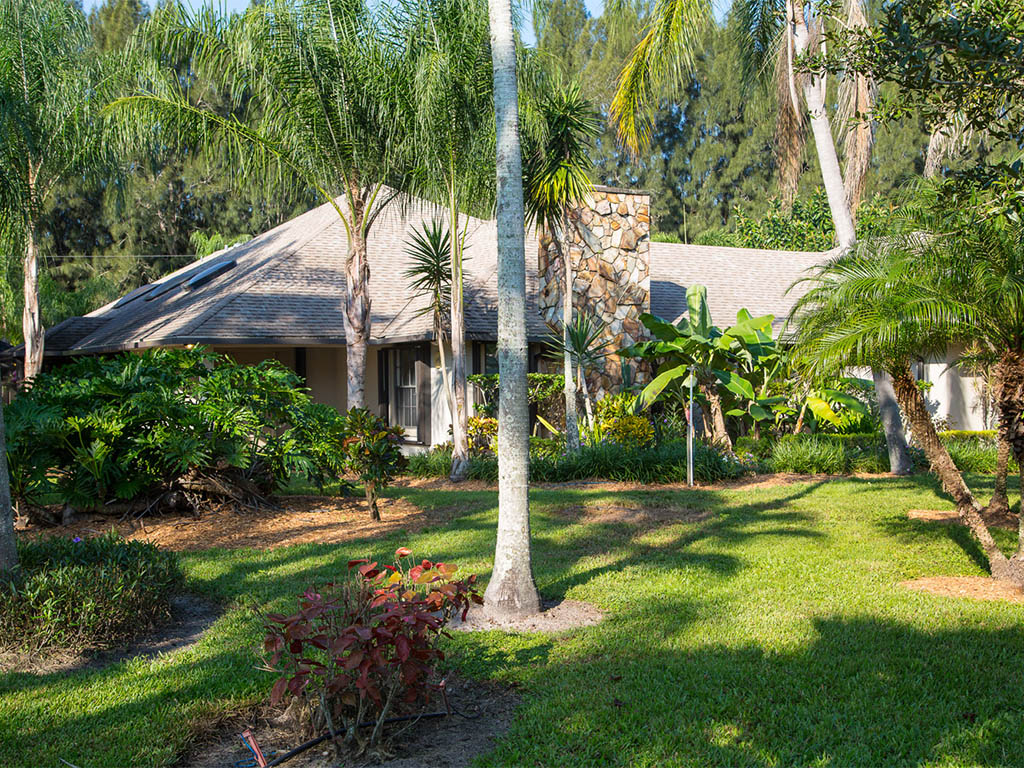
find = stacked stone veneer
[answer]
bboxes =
[538,187,651,396]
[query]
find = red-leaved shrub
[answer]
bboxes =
[262,548,482,751]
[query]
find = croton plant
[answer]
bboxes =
[262,548,482,752]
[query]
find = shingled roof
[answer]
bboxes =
[649,241,829,329]
[45,194,547,356]
[43,193,831,357]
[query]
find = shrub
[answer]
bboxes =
[766,433,897,474]
[407,440,746,484]
[5,347,349,515]
[601,415,655,448]
[343,408,406,520]
[262,548,481,752]
[467,416,497,456]
[0,532,183,652]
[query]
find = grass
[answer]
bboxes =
[3,474,1024,767]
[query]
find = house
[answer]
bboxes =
[29,187,992,440]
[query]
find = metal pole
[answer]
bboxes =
[687,366,694,487]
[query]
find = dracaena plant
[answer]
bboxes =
[262,548,483,753]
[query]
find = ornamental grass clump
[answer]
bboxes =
[0,532,183,652]
[262,548,482,753]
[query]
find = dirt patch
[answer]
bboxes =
[900,576,1024,604]
[553,499,712,526]
[17,496,444,552]
[451,598,603,634]
[0,593,220,675]
[908,508,1018,530]
[180,674,518,768]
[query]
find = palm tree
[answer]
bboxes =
[791,227,1024,586]
[0,0,115,378]
[397,0,495,480]
[404,219,456,423]
[610,0,913,472]
[524,80,600,453]
[482,0,541,619]
[110,0,409,409]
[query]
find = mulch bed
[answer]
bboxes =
[908,508,1019,530]
[451,598,603,634]
[899,576,1024,604]
[16,496,449,552]
[180,674,519,768]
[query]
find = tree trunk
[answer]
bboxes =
[700,381,732,451]
[483,0,541,619]
[790,2,856,251]
[0,397,17,574]
[366,481,380,521]
[924,126,950,179]
[989,433,1011,517]
[872,369,913,475]
[791,4,911,461]
[22,220,44,379]
[579,362,594,432]
[840,0,875,216]
[992,352,1024,552]
[436,326,456,433]
[449,189,470,481]
[559,215,580,453]
[890,363,1022,584]
[344,186,371,411]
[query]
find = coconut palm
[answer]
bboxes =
[791,224,1024,586]
[395,0,495,481]
[110,0,409,410]
[404,219,456,423]
[524,80,601,453]
[0,0,116,378]
[482,0,541,619]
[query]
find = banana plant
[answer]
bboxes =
[623,285,774,450]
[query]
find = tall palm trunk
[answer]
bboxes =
[788,2,911,469]
[483,0,540,619]
[0,397,17,574]
[789,2,856,251]
[22,170,44,379]
[344,184,372,410]
[989,436,1011,517]
[449,183,470,481]
[872,369,913,475]
[559,212,580,452]
[436,325,456,431]
[890,362,1024,584]
[992,351,1024,553]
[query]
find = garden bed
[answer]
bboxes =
[17,496,445,552]
[181,673,519,768]
[0,593,220,675]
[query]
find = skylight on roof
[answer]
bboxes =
[184,259,236,290]
[145,276,186,301]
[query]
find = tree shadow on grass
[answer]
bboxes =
[483,614,1024,768]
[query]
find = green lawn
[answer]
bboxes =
[3,475,1024,767]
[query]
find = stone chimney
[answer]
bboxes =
[538,186,651,396]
